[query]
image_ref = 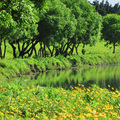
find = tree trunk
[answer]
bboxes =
[3,40,6,58]
[9,43,17,58]
[33,46,37,56]
[63,41,72,55]
[0,41,2,59]
[75,44,79,55]
[43,44,46,57]
[113,42,115,54]
[82,44,85,55]
[38,42,43,56]
[47,46,53,56]
[28,48,34,57]
[69,43,75,55]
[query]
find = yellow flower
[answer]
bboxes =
[112,87,114,90]
[53,115,57,119]
[45,94,48,97]
[10,111,14,114]
[117,116,120,119]
[19,99,23,102]
[110,112,117,116]
[0,112,4,116]
[27,86,30,89]
[108,85,110,87]
[36,116,40,119]
[110,105,113,110]
[82,84,84,87]
[85,113,93,117]
[94,116,98,120]
[44,116,48,119]
[31,118,35,120]
[28,108,31,111]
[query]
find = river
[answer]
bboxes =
[11,65,120,90]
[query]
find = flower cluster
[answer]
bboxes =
[0,84,120,120]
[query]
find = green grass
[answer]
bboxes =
[76,41,120,55]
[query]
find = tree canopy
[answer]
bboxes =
[0,0,102,58]
[102,14,120,53]
[91,0,120,16]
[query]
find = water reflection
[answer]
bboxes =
[26,65,120,90]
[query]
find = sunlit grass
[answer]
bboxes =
[0,84,120,120]
[2,41,120,59]
[76,41,120,55]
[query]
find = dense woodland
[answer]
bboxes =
[0,0,120,59]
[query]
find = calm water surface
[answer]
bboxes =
[12,65,120,90]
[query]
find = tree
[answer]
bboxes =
[102,14,120,53]
[0,2,15,58]
[37,0,77,56]
[61,0,102,55]
[0,0,102,58]
[0,0,39,58]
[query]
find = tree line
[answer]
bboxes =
[91,0,120,16]
[0,0,120,59]
[0,0,102,58]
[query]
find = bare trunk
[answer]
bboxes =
[82,44,85,55]
[0,41,2,59]
[38,42,43,56]
[9,43,17,58]
[3,40,6,58]
[113,42,115,54]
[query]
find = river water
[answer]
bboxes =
[12,65,120,90]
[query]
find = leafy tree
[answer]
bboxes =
[61,0,102,55]
[0,2,15,58]
[102,14,120,53]
[37,0,77,56]
[0,0,39,58]
[0,0,102,58]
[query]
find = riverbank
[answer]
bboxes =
[0,53,120,81]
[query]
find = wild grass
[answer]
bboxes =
[0,83,119,120]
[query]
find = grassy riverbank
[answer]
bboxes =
[0,83,120,120]
[0,53,120,81]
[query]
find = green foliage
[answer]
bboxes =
[38,0,77,46]
[92,0,120,16]
[61,0,102,48]
[0,0,102,58]
[102,14,120,53]
[56,55,72,68]
[0,0,39,42]
[67,55,82,66]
